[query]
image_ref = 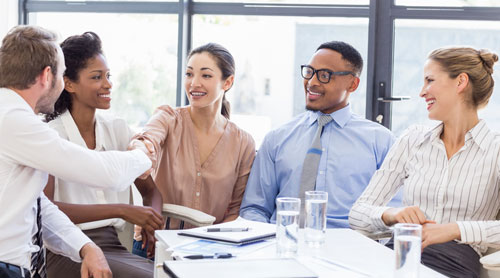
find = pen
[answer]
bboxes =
[184,252,233,259]
[206,227,249,232]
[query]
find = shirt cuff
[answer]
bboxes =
[62,231,92,263]
[130,149,152,170]
[456,221,482,244]
[240,209,270,223]
[372,206,392,231]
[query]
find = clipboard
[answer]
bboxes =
[163,258,318,278]
[177,218,276,245]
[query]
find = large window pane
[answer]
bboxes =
[194,0,367,4]
[28,12,178,130]
[392,19,500,135]
[396,0,500,7]
[29,0,175,2]
[192,15,368,146]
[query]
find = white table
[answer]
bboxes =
[154,228,446,278]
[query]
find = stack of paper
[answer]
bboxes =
[177,217,276,245]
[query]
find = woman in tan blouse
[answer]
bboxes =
[130,43,256,257]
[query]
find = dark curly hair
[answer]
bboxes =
[44,32,103,122]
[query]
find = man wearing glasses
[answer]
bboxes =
[240,41,401,228]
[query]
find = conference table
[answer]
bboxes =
[154,227,446,278]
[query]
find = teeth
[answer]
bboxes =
[191,92,206,96]
[98,94,110,98]
[427,100,435,104]
[309,91,321,96]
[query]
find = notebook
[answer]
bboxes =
[177,218,276,245]
[163,258,318,278]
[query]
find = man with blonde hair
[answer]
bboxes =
[0,25,152,278]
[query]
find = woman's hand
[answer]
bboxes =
[382,206,434,226]
[121,205,163,257]
[421,222,461,249]
[120,205,163,235]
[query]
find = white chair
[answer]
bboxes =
[154,204,215,278]
[480,211,500,278]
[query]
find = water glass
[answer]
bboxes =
[276,197,300,257]
[394,223,422,278]
[304,191,328,246]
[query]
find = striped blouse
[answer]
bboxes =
[349,120,500,255]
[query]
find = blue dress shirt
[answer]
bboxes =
[240,105,402,228]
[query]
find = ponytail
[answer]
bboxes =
[221,93,230,119]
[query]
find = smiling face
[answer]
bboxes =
[303,49,360,114]
[184,52,233,109]
[419,59,462,121]
[65,54,112,111]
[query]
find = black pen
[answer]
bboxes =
[184,252,233,259]
[206,227,249,232]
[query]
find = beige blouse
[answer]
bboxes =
[131,105,255,228]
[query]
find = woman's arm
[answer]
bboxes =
[129,106,176,170]
[349,128,417,232]
[223,134,256,222]
[44,175,163,227]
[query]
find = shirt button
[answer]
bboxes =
[197,172,201,177]
[319,171,324,175]
[196,192,200,197]
[322,148,326,152]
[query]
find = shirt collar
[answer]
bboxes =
[305,104,352,128]
[467,120,493,152]
[417,119,492,152]
[60,110,106,151]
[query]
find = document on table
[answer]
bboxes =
[163,258,318,278]
[170,239,274,256]
[177,217,276,245]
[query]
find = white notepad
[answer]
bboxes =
[163,258,318,278]
[177,218,276,245]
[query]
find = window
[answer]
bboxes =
[395,0,500,7]
[391,19,500,135]
[192,15,368,146]
[29,12,178,129]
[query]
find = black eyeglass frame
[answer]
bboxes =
[301,65,356,84]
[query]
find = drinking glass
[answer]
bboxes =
[304,191,328,246]
[276,197,300,257]
[394,223,422,278]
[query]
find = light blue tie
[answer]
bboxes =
[299,115,332,227]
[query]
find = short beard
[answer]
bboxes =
[35,78,58,114]
[305,104,318,112]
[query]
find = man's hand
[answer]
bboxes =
[421,222,461,249]
[382,206,435,226]
[80,242,112,278]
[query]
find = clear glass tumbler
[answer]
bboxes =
[394,223,422,278]
[276,197,300,257]
[304,191,328,246]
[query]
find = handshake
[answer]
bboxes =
[129,138,157,179]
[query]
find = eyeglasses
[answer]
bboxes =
[301,65,356,84]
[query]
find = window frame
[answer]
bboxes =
[20,0,500,129]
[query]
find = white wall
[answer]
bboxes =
[0,0,18,39]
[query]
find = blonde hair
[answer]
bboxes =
[0,25,59,90]
[428,46,498,109]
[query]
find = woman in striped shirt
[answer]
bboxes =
[349,46,499,278]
